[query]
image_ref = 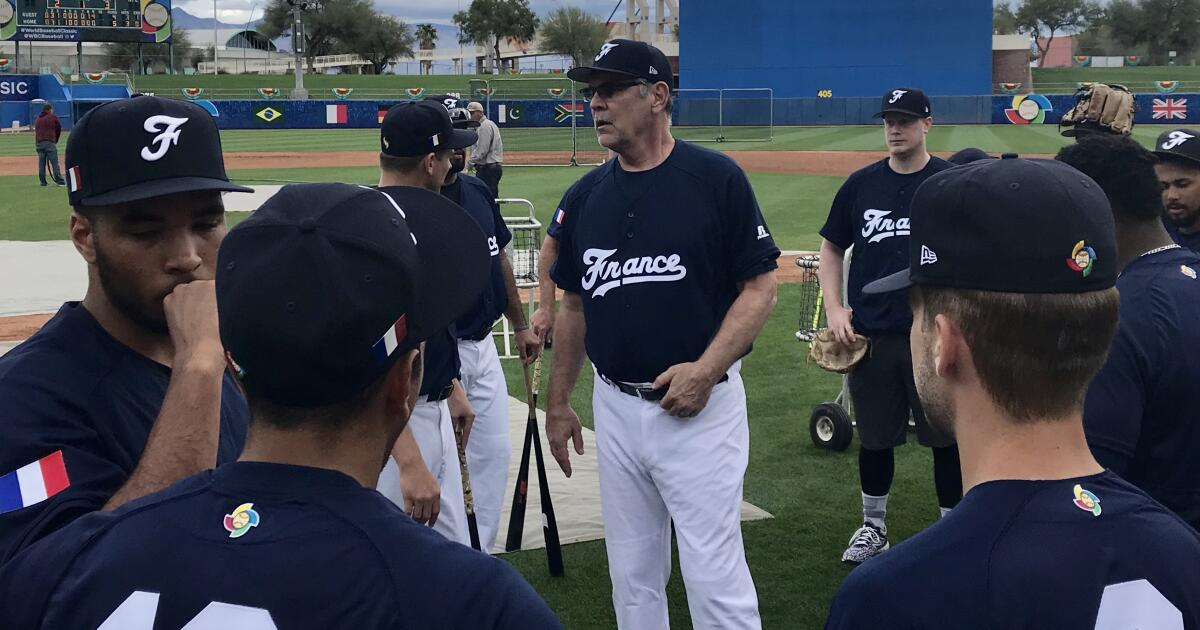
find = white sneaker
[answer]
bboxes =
[841,523,889,564]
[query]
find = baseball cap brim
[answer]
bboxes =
[376,186,489,345]
[1152,150,1200,166]
[874,108,928,119]
[566,66,642,84]
[862,268,913,294]
[77,176,254,207]
[442,128,479,150]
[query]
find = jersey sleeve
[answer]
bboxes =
[820,175,858,250]
[0,507,107,627]
[549,189,583,294]
[0,376,128,564]
[824,567,906,629]
[722,166,780,282]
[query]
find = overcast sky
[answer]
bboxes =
[177,0,618,28]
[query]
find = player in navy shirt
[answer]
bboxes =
[373,101,481,546]
[0,183,561,629]
[1153,128,1200,253]
[547,40,779,629]
[818,88,960,564]
[0,97,251,564]
[431,95,541,552]
[1057,135,1200,530]
[828,156,1200,629]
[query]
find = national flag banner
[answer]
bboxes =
[67,166,82,192]
[326,104,348,125]
[1152,98,1188,120]
[554,208,565,224]
[0,450,70,514]
[254,106,283,124]
[553,103,585,123]
[378,105,391,125]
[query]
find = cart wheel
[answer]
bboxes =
[810,402,853,451]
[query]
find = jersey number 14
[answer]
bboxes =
[99,591,277,629]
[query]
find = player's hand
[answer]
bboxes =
[546,404,584,477]
[654,362,720,418]
[163,280,225,373]
[826,305,856,346]
[447,381,475,448]
[530,307,555,342]
[515,329,542,365]
[400,461,441,527]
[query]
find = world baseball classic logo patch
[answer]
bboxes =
[1072,485,1101,516]
[1066,240,1097,277]
[223,502,261,538]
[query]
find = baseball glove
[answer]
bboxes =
[1059,83,1136,136]
[808,329,869,374]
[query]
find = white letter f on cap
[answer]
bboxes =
[889,90,908,104]
[140,115,189,162]
[596,42,618,61]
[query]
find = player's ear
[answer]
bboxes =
[932,313,964,379]
[383,346,423,423]
[69,210,98,265]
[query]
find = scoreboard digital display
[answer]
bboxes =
[0,0,171,43]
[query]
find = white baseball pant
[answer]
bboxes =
[593,362,760,630]
[377,398,470,546]
[457,336,512,552]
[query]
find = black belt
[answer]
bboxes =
[599,373,728,402]
[424,383,454,403]
[477,163,501,169]
[462,328,492,342]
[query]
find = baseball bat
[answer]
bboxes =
[504,400,535,552]
[453,424,482,551]
[526,356,565,576]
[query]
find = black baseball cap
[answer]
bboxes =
[1151,128,1200,167]
[380,101,477,157]
[947,148,994,165]
[65,95,252,206]
[863,155,1117,295]
[875,87,932,118]
[216,183,490,408]
[566,39,673,85]
[424,94,480,130]
[1061,120,1128,138]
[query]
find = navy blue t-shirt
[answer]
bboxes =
[419,327,460,398]
[443,174,513,339]
[819,157,953,334]
[826,471,1200,629]
[550,141,781,383]
[1164,217,1200,253]
[1084,247,1200,530]
[0,302,247,565]
[0,461,561,629]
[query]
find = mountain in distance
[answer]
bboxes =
[171,7,262,31]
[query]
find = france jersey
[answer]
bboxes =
[1084,246,1200,529]
[442,173,513,340]
[1164,218,1200,253]
[825,471,1200,629]
[0,461,562,629]
[820,157,952,334]
[0,302,247,564]
[549,141,780,383]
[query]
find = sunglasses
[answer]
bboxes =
[579,80,647,101]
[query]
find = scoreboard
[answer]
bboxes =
[0,0,172,42]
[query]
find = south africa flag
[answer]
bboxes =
[554,103,585,123]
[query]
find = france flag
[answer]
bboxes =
[0,451,71,514]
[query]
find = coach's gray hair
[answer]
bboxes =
[638,81,674,115]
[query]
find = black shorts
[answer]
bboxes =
[847,332,955,450]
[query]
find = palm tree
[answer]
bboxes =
[416,24,438,75]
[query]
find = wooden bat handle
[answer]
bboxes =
[454,425,475,515]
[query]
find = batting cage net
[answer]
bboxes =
[493,198,542,359]
[674,88,774,143]
[469,77,601,166]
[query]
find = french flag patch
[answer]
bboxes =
[66,166,82,193]
[371,314,408,365]
[554,208,566,225]
[0,450,70,514]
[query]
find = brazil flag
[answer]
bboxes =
[254,106,284,125]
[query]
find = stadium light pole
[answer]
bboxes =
[288,0,308,99]
[212,0,218,75]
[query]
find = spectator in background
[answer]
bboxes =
[34,104,65,187]
[467,101,504,199]
[1057,135,1200,531]
[1152,128,1200,253]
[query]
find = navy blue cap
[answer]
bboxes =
[1153,128,1200,167]
[216,183,489,407]
[864,155,1117,295]
[424,94,480,130]
[381,101,478,157]
[567,39,673,85]
[875,87,931,118]
[65,95,252,206]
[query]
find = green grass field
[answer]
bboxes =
[1032,65,1200,92]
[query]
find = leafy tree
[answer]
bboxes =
[994,4,1019,34]
[453,0,538,74]
[1015,0,1101,66]
[259,0,374,72]
[104,27,195,74]
[349,16,415,74]
[416,23,438,74]
[1128,0,1200,64]
[538,7,609,68]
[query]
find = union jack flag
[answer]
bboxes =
[1152,98,1188,120]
